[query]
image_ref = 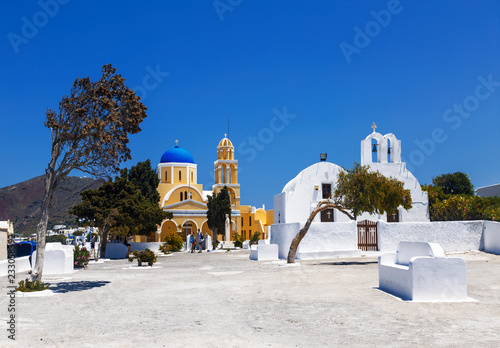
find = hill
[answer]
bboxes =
[0,176,103,236]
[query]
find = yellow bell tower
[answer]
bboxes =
[213,134,241,235]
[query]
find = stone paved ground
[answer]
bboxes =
[1,250,499,347]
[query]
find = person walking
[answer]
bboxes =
[90,236,96,260]
[125,233,132,257]
[189,234,195,253]
[196,230,203,253]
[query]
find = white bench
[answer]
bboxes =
[378,241,467,301]
[249,242,278,261]
[32,243,74,275]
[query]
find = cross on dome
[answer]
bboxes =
[175,139,179,146]
[371,122,377,133]
[224,133,227,138]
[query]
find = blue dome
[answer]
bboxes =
[160,145,195,164]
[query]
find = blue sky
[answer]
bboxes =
[1,0,499,209]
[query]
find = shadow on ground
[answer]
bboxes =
[314,261,378,266]
[48,281,110,293]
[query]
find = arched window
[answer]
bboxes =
[180,192,183,201]
[179,171,181,181]
[387,139,392,163]
[249,216,252,226]
[184,191,188,200]
[371,138,379,163]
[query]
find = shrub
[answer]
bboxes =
[159,243,170,254]
[46,234,67,244]
[129,248,157,266]
[16,278,50,292]
[163,231,184,252]
[232,232,245,248]
[74,245,90,268]
[249,231,262,246]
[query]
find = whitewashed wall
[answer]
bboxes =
[270,220,496,260]
[483,220,500,254]
[274,161,430,225]
[378,220,484,253]
[270,221,359,260]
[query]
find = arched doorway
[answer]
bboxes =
[160,220,177,242]
[181,220,198,242]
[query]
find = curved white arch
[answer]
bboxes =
[181,219,199,231]
[162,185,204,206]
[161,219,178,229]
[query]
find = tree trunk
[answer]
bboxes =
[212,228,218,250]
[99,227,109,259]
[32,167,56,281]
[287,200,355,263]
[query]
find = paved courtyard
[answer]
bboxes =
[2,250,499,347]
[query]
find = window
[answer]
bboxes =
[249,216,252,226]
[184,191,188,200]
[241,219,244,227]
[180,192,183,201]
[191,172,193,182]
[387,210,399,223]
[322,183,332,199]
[321,209,334,222]
[179,171,181,181]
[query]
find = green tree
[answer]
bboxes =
[120,159,160,204]
[69,177,168,259]
[33,64,147,281]
[432,172,474,196]
[287,163,412,263]
[206,186,231,249]
[119,159,166,237]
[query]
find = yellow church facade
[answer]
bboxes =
[153,136,273,243]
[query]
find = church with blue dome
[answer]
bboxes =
[154,136,274,243]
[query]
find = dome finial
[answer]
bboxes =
[175,139,179,147]
[224,133,227,138]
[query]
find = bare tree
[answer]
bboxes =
[33,64,147,280]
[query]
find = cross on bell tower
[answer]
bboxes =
[371,122,377,133]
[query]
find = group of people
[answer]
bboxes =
[189,230,205,253]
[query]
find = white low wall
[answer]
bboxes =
[270,220,498,260]
[105,242,162,259]
[0,256,32,277]
[378,221,484,253]
[483,220,500,254]
[270,221,359,260]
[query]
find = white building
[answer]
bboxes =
[476,184,500,198]
[274,125,429,225]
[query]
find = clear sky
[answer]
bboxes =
[1,0,499,209]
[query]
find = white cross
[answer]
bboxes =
[224,133,227,138]
[371,122,377,132]
[175,139,179,146]
[326,211,331,218]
